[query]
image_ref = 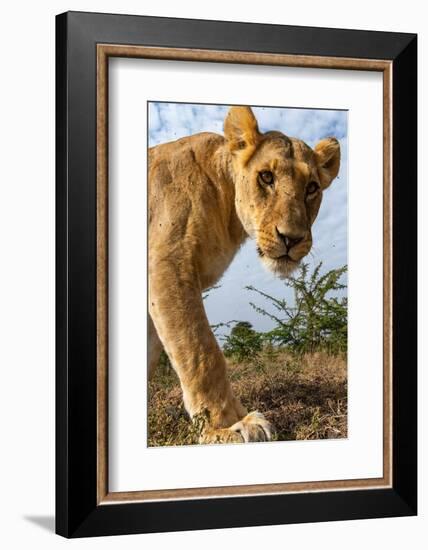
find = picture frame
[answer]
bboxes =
[56,11,417,538]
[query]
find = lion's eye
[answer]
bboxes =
[259,171,274,185]
[306,181,319,196]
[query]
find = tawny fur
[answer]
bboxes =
[148,106,340,443]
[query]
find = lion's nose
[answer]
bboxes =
[276,228,304,250]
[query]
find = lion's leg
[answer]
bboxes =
[149,263,273,443]
[148,314,163,379]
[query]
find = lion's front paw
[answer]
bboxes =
[229,411,274,442]
[200,411,274,444]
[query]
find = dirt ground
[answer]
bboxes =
[148,349,347,447]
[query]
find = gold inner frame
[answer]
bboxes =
[96,44,393,504]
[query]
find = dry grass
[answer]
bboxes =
[148,349,347,447]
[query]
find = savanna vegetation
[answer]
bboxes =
[148,262,348,446]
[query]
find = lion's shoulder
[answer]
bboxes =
[148,131,226,196]
[149,132,224,164]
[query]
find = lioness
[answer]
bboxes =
[148,106,340,443]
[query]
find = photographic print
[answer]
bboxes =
[147,102,348,447]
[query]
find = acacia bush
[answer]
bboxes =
[246,262,347,354]
[223,321,263,361]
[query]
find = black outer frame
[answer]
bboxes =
[56,11,417,538]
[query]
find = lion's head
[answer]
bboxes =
[224,106,341,277]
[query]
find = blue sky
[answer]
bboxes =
[149,102,348,338]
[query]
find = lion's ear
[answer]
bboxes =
[224,106,261,164]
[315,137,341,189]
